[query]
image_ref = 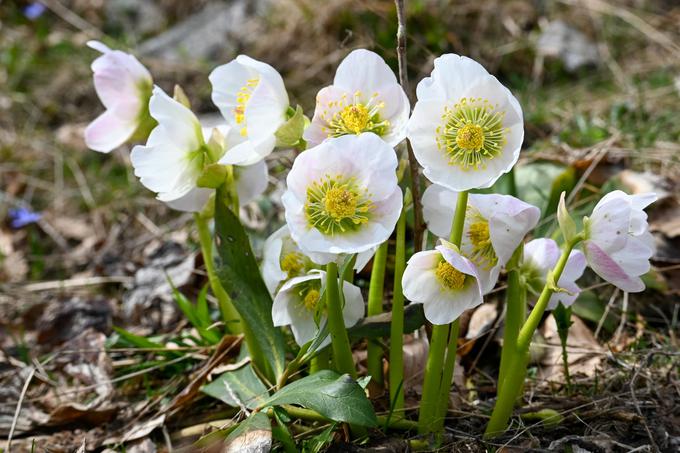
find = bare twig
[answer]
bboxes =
[395,0,424,252]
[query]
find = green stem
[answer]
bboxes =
[367,241,388,387]
[194,213,242,334]
[484,236,582,438]
[325,262,357,378]
[310,348,330,374]
[434,319,459,431]
[417,324,448,434]
[389,208,407,411]
[418,191,469,434]
[498,244,524,389]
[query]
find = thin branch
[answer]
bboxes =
[395,0,424,252]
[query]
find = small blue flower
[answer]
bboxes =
[8,207,42,229]
[24,2,47,21]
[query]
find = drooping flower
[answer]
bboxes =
[282,133,402,260]
[209,55,289,166]
[582,190,656,292]
[303,49,409,148]
[407,54,523,191]
[522,238,586,310]
[85,41,153,153]
[262,225,375,295]
[402,241,483,325]
[131,87,212,212]
[422,184,540,292]
[271,270,364,346]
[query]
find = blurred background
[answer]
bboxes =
[1,0,679,451]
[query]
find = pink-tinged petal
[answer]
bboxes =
[84,105,138,153]
[333,49,398,92]
[547,281,581,310]
[585,241,645,292]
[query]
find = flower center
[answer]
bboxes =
[305,175,373,235]
[280,252,305,278]
[324,187,358,220]
[233,77,259,137]
[321,91,390,138]
[436,97,508,171]
[303,289,320,312]
[435,261,466,290]
[465,208,498,270]
[456,124,484,150]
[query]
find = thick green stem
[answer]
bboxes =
[484,237,581,438]
[367,241,389,387]
[310,348,330,374]
[498,245,524,388]
[194,213,242,334]
[418,191,469,434]
[417,324,448,433]
[389,208,407,411]
[325,262,357,378]
[434,319,459,431]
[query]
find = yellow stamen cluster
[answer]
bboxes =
[320,91,390,138]
[465,207,498,270]
[303,289,320,312]
[280,252,305,278]
[436,97,508,171]
[305,175,373,236]
[435,261,466,290]
[233,77,259,137]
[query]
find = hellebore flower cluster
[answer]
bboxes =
[85,41,658,442]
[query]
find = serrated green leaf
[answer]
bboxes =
[202,359,269,410]
[214,188,287,381]
[258,370,378,427]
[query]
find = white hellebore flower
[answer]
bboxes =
[272,271,364,347]
[262,225,376,295]
[85,41,153,153]
[407,54,523,191]
[131,86,211,212]
[304,49,410,148]
[423,184,540,293]
[523,238,586,310]
[402,241,483,325]
[282,133,402,260]
[583,190,656,292]
[209,55,289,166]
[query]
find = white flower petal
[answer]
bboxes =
[333,49,398,92]
[85,103,139,153]
[164,187,211,212]
[235,159,268,205]
[149,86,201,151]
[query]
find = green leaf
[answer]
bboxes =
[259,370,378,427]
[202,357,270,410]
[214,188,287,381]
[348,303,425,339]
[275,105,307,148]
[112,326,164,350]
[223,412,271,450]
[195,285,212,327]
